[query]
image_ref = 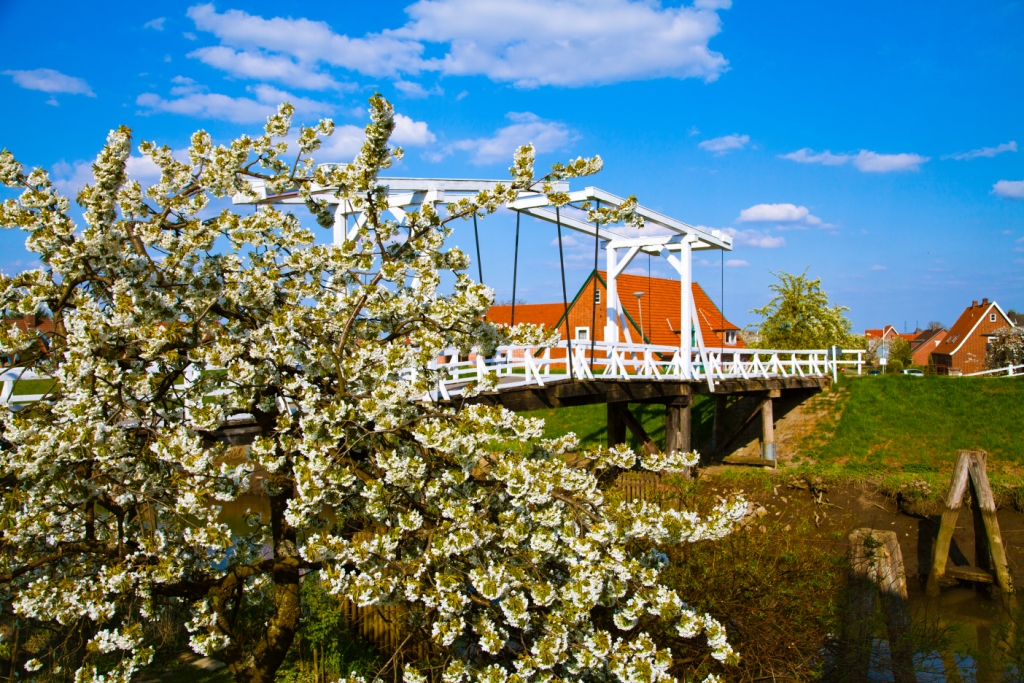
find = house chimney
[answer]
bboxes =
[972,300,978,307]
[982,298,989,306]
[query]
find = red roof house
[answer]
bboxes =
[486,270,744,349]
[909,328,947,367]
[931,299,1012,375]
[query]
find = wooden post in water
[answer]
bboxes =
[926,452,970,597]
[926,450,1013,597]
[967,452,1013,594]
[846,529,916,683]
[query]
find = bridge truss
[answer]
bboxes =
[230,175,863,392]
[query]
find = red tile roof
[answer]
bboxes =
[865,325,914,341]
[939,298,1009,355]
[484,303,565,331]
[486,270,745,348]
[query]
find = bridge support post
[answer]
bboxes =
[760,390,779,464]
[665,398,691,453]
[665,397,692,478]
[607,402,627,447]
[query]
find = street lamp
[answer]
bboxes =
[633,291,645,341]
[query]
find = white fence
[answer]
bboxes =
[962,363,1024,378]
[0,343,864,407]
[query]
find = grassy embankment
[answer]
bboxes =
[523,374,1024,501]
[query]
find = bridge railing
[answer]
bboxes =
[422,342,864,399]
[0,344,864,407]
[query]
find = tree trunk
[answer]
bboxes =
[228,462,303,683]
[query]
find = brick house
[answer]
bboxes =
[931,298,1012,375]
[486,270,744,349]
[909,327,947,367]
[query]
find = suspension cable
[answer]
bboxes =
[473,213,483,284]
[590,200,600,370]
[556,206,574,381]
[511,210,520,327]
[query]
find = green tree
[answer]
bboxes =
[888,337,913,367]
[749,270,853,350]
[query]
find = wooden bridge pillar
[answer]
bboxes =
[607,401,627,447]
[760,389,779,463]
[665,397,691,454]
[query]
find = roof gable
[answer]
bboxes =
[941,300,1011,356]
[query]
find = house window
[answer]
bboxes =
[724,330,737,345]
[575,327,590,341]
[990,313,997,322]
[594,289,601,305]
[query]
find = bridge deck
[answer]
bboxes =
[458,375,830,412]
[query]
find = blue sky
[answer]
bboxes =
[1,0,1022,331]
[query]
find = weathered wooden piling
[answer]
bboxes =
[926,450,1012,597]
[845,528,917,683]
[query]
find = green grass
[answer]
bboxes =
[8,378,53,396]
[807,375,1024,472]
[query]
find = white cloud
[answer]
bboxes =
[549,234,582,248]
[393,80,442,98]
[780,148,850,166]
[725,259,749,267]
[393,114,436,146]
[870,265,888,271]
[186,3,425,78]
[183,32,198,41]
[698,133,749,154]
[852,150,929,173]
[737,203,821,225]
[314,125,366,162]
[52,154,167,198]
[51,160,94,197]
[144,17,166,30]
[944,141,1016,161]
[723,228,785,248]
[186,0,731,88]
[3,68,95,96]
[137,80,332,123]
[994,180,1024,199]
[449,112,574,164]
[455,90,468,101]
[188,46,346,91]
[780,147,930,172]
